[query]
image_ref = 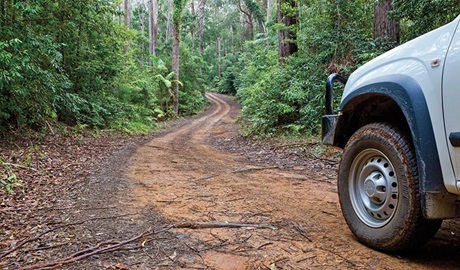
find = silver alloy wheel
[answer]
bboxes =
[349,148,399,228]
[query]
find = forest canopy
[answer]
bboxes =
[0,0,458,136]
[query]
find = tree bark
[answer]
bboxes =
[217,37,221,78]
[166,0,173,42]
[123,0,132,53]
[267,0,273,22]
[171,0,187,115]
[172,23,180,114]
[374,0,400,44]
[277,0,298,62]
[139,4,146,62]
[148,0,158,57]
[190,0,196,41]
[198,0,206,53]
[124,0,132,29]
[237,0,254,40]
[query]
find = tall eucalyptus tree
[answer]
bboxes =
[172,0,188,114]
[374,0,400,45]
[277,0,298,61]
[148,0,159,57]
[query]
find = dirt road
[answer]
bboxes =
[116,92,460,269]
[12,92,460,269]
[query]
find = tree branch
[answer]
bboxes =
[16,230,153,270]
[0,214,135,259]
[174,221,277,230]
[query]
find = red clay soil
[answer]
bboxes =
[2,93,460,269]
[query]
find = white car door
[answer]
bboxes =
[443,20,460,182]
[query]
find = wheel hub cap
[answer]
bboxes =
[364,176,377,198]
[349,149,399,228]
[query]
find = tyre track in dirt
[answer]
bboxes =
[119,92,460,269]
[6,93,460,270]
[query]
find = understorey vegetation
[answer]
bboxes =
[1,0,459,138]
[218,0,460,137]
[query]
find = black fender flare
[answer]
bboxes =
[338,74,445,197]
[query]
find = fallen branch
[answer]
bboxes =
[174,221,277,230]
[316,246,357,267]
[317,157,338,165]
[45,121,55,136]
[0,214,135,259]
[194,174,220,182]
[257,242,273,250]
[1,162,38,172]
[231,166,279,174]
[292,222,312,242]
[0,206,118,213]
[17,230,153,270]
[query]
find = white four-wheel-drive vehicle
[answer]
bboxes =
[323,15,460,253]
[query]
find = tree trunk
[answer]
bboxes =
[172,23,180,114]
[277,0,298,62]
[124,0,132,29]
[171,0,187,115]
[217,37,221,78]
[166,0,173,42]
[198,0,206,53]
[374,0,400,44]
[190,0,196,41]
[237,0,254,40]
[123,0,132,53]
[267,0,273,22]
[139,4,146,63]
[148,0,158,57]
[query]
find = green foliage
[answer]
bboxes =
[178,43,206,114]
[0,0,209,134]
[5,0,455,138]
[0,1,72,129]
[217,53,240,95]
[392,0,460,41]
[0,164,24,194]
[233,0,375,137]
[244,0,264,24]
[173,0,188,23]
[232,0,459,138]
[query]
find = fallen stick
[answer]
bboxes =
[174,222,277,230]
[231,166,280,174]
[17,230,153,270]
[0,214,135,259]
[292,222,312,242]
[1,162,38,172]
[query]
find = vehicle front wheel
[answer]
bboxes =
[338,123,441,253]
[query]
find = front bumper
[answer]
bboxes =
[322,73,347,146]
[322,114,338,145]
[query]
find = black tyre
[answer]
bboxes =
[338,123,442,253]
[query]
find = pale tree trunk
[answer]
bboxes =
[267,0,273,22]
[139,3,146,62]
[277,0,297,62]
[124,0,132,29]
[123,0,132,53]
[190,0,195,14]
[237,0,254,40]
[190,0,196,41]
[171,0,188,115]
[166,0,173,42]
[198,0,206,53]
[374,0,400,44]
[148,0,159,57]
[217,37,221,78]
[139,5,145,33]
[172,24,180,114]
